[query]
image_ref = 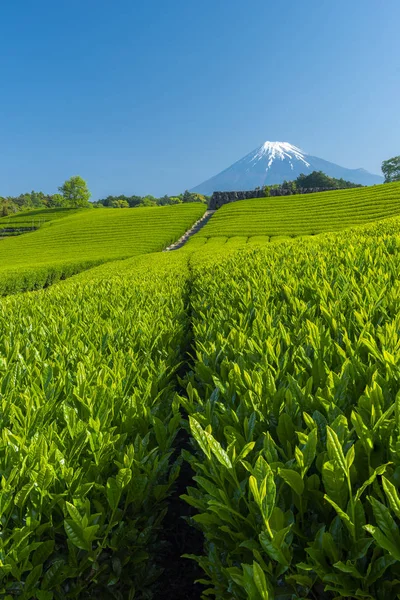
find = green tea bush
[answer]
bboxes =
[181,218,400,599]
[4,207,400,598]
[0,204,205,295]
[0,252,189,598]
[0,208,81,229]
[199,181,400,239]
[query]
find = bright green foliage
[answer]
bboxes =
[247,235,270,246]
[0,204,205,294]
[58,176,91,208]
[199,181,400,238]
[382,156,400,183]
[0,251,189,598]
[5,205,400,597]
[0,208,81,231]
[180,217,400,599]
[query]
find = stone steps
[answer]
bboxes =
[164,210,215,251]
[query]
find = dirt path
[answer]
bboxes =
[164,210,215,251]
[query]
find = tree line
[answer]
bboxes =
[1,155,399,217]
[209,171,365,209]
[0,177,208,217]
[264,170,362,196]
[0,176,91,217]
[94,189,208,208]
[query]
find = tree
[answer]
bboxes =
[182,190,192,203]
[30,191,42,207]
[48,193,66,208]
[59,176,91,208]
[158,195,172,206]
[138,197,157,207]
[190,193,207,203]
[382,156,400,183]
[126,195,142,208]
[181,190,206,203]
[0,198,16,217]
[111,199,129,208]
[296,171,337,190]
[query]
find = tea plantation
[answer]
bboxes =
[2,189,400,599]
[0,204,205,295]
[0,208,82,234]
[197,181,400,239]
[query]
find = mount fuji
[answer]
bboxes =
[191,142,383,195]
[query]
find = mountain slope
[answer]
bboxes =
[191,141,383,194]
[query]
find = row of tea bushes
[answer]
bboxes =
[0,204,205,295]
[181,218,400,599]
[0,252,190,599]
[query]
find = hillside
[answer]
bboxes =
[0,207,82,224]
[195,181,400,239]
[2,175,400,598]
[0,204,205,294]
[3,214,400,598]
[0,207,83,238]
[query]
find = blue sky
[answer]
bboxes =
[0,0,399,199]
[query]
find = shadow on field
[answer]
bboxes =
[156,428,205,600]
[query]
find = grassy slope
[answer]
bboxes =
[0,207,83,226]
[0,204,206,294]
[196,182,400,239]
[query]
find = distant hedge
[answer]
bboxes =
[208,188,338,210]
[208,171,363,209]
[209,190,265,209]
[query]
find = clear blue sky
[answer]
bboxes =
[0,0,399,199]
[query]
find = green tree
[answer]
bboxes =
[382,156,400,183]
[182,190,192,203]
[111,199,129,208]
[158,195,172,206]
[30,191,42,208]
[127,195,142,208]
[0,198,15,217]
[190,193,207,203]
[138,197,157,207]
[49,193,66,208]
[296,171,337,190]
[181,190,206,203]
[59,176,91,208]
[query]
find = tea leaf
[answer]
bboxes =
[278,468,304,496]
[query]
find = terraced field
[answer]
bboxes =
[5,188,400,598]
[0,208,84,239]
[197,181,400,238]
[3,216,400,598]
[0,207,81,229]
[0,204,205,294]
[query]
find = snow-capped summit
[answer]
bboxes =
[251,141,311,171]
[191,140,383,195]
